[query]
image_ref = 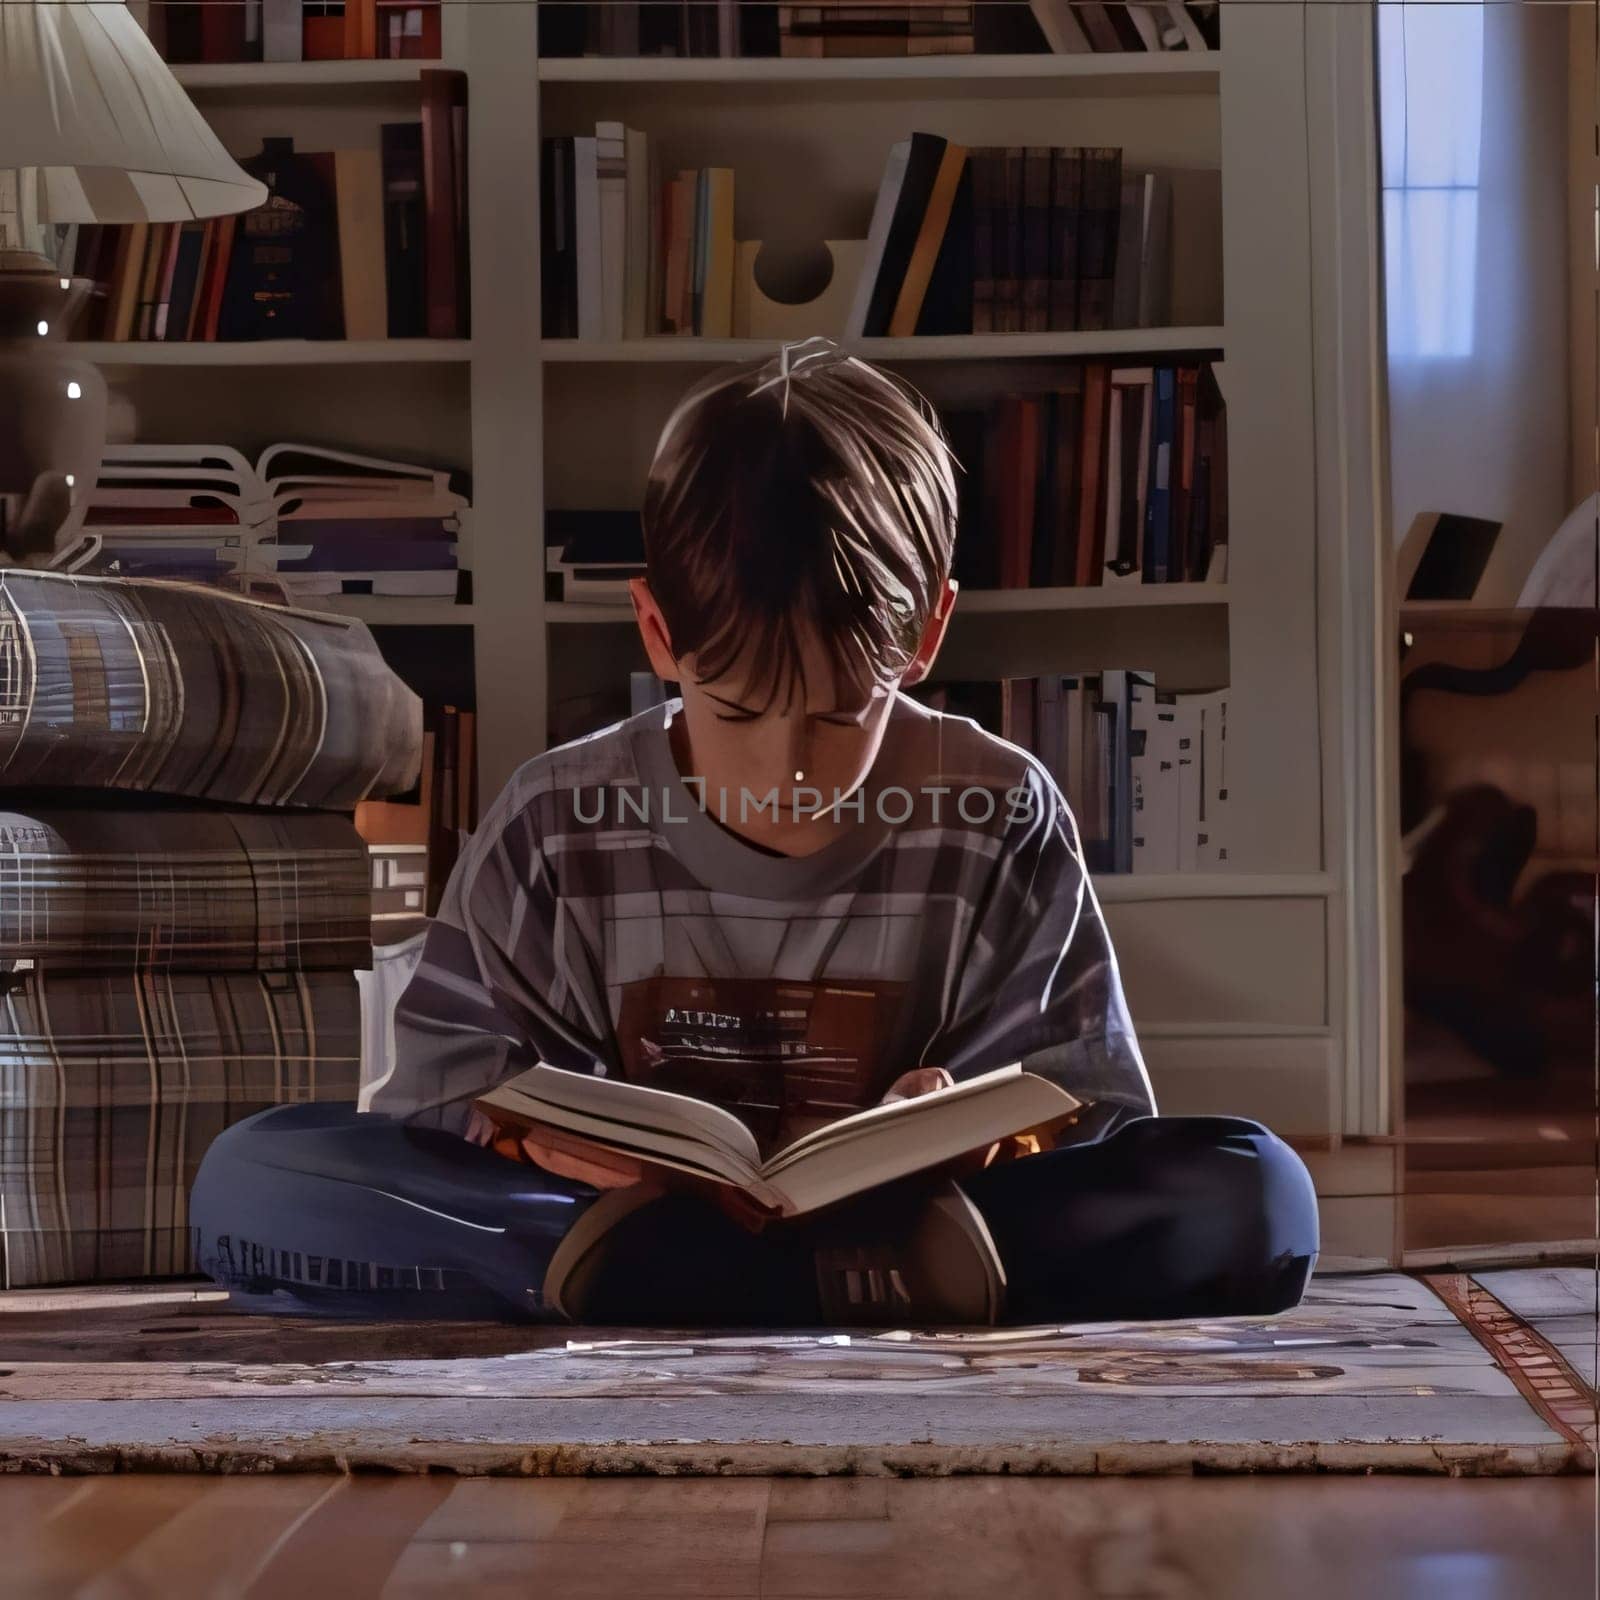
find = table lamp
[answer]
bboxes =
[0,0,267,563]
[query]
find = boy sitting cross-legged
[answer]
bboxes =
[191,338,1318,1325]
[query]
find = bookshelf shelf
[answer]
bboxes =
[548,586,1228,626]
[171,60,432,91]
[541,328,1227,365]
[539,52,1220,93]
[63,340,471,367]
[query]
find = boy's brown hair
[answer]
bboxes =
[641,338,958,711]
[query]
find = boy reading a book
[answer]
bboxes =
[192,337,1318,1325]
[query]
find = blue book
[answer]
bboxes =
[1143,366,1176,583]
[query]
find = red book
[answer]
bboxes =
[184,221,216,341]
[420,68,468,338]
[201,0,249,61]
[994,395,1039,590]
[345,0,378,59]
[1075,363,1109,588]
[302,12,345,59]
[199,214,238,342]
[1048,384,1083,587]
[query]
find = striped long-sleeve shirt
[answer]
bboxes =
[374,693,1154,1149]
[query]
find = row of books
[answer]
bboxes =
[542,127,735,340]
[77,441,469,602]
[543,355,1225,604]
[144,0,441,65]
[70,74,468,343]
[539,2,1218,58]
[915,672,1228,873]
[853,136,1174,338]
[539,126,1181,342]
[778,4,978,57]
[945,360,1227,591]
[356,702,479,927]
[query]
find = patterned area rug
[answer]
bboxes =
[0,1267,1593,1476]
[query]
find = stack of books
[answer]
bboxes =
[538,2,1217,57]
[914,670,1228,874]
[850,135,1180,338]
[258,443,469,602]
[943,360,1227,591]
[545,509,646,604]
[69,71,469,342]
[82,442,471,603]
[0,568,423,1288]
[143,0,442,65]
[779,4,975,56]
[542,126,735,339]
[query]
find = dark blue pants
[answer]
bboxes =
[190,1105,1319,1324]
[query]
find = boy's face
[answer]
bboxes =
[630,577,957,821]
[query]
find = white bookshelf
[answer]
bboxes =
[98,11,1372,1191]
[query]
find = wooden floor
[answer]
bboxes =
[4,1473,1594,1599]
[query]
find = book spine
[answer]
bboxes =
[1174,697,1201,873]
[595,123,627,343]
[573,136,602,340]
[1028,390,1058,589]
[861,133,946,338]
[1143,366,1175,582]
[151,221,184,341]
[888,142,966,338]
[1075,362,1108,587]
[1076,147,1122,333]
[336,148,389,341]
[380,122,427,337]
[262,0,302,60]
[994,146,1024,334]
[420,69,465,339]
[969,149,997,335]
[1048,382,1082,586]
[1048,146,1081,333]
[702,167,736,338]
[1170,364,1195,578]
[1020,146,1051,335]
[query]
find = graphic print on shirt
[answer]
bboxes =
[615,975,907,1157]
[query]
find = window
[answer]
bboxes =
[1378,2,1486,359]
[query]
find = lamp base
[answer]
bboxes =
[0,250,106,565]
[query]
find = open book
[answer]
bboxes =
[474,1062,1080,1218]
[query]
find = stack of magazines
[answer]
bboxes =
[81,442,470,604]
[0,569,423,1286]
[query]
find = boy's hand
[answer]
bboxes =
[879,1066,955,1103]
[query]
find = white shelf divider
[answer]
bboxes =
[539,52,1220,90]
[172,60,430,89]
[548,585,1228,625]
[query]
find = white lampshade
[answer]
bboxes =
[0,1,267,223]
